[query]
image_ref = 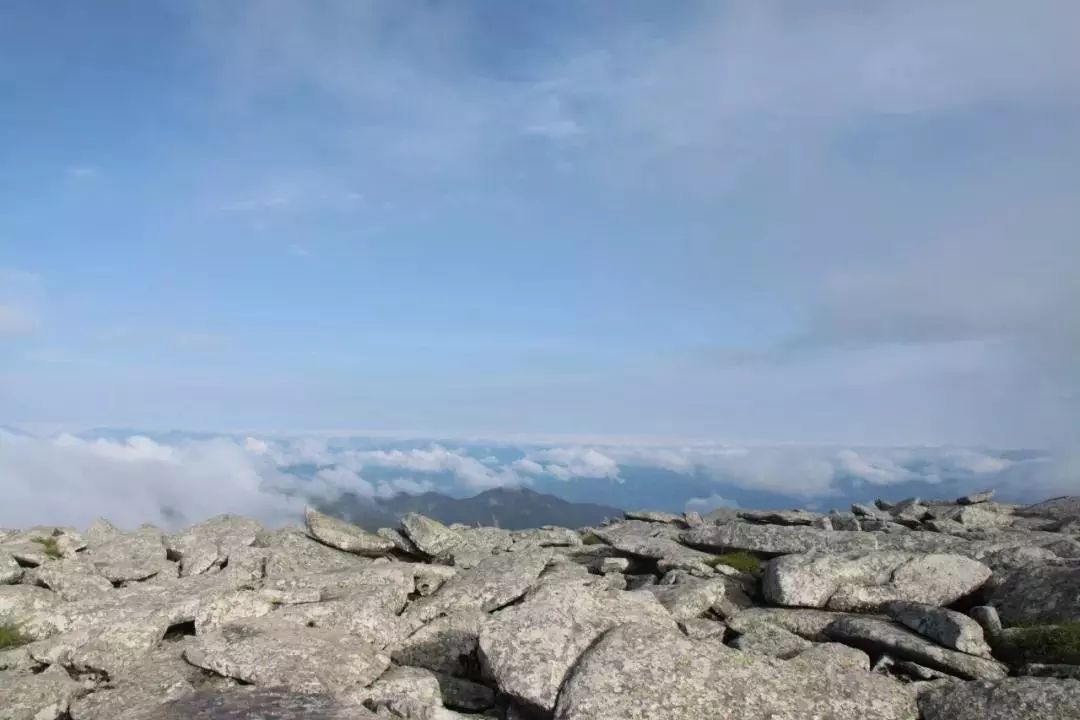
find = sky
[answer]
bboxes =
[2,1,1079,454]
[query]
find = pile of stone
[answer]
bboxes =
[2,491,1079,719]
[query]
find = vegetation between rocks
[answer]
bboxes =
[31,536,63,559]
[707,551,761,575]
[0,623,30,649]
[995,621,1080,665]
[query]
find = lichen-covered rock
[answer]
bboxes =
[405,550,551,623]
[1,552,22,584]
[390,609,487,677]
[682,523,878,555]
[738,509,825,526]
[958,489,996,505]
[0,665,87,720]
[728,619,813,659]
[139,686,377,720]
[303,508,395,557]
[824,615,1008,680]
[989,565,1080,625]
[553,623,917,720]
[1017,496,1080,521]
[0,585,62,639]
[402,514,465,563]
[763,551,991,611]
[260,528,369,578]
[918,677,1080,720]
[643,577,727,621]
[884,601,993,657]
[729,607,853,641]
[166,514,264,577]
[623,510,685,525]
[183,617,390,696]
[478,575,677,712]
[27,558,114,601]
[83,521,175,583]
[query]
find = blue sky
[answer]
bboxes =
[2,1,1079,449]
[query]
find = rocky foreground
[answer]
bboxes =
[2,492,1080,719]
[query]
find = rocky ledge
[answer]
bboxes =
[2,492,1080,719]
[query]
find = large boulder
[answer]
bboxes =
[989,565,1080,625]
[824,615,1008,680]
[165,514,264,577]
[681,524,878,555]
[763,551,991,611]
[553,623,917,720]
[401,514,465,563]
[0,665,87,720]
[303,508,395,557]
[138,686,377,720]
[405,550,551,623]
[1016,496,1080,521]
[478,576,676,712]
[918,677,1080,720]
[884,601,993,658]
[83,521,176,583]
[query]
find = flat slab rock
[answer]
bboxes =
[918,677,1080,720]
[553,623,917,720]
[135,686,378,720]
[989,564,1080,625]
[763,550,991,611]
[823,615,1008,681]
[183,617,390,696]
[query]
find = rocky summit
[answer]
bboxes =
[2,492,1080,720]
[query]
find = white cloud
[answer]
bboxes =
[374,476,436,499]
[343,445,522,490]
[686,494,739,513]
[521,447,620,481]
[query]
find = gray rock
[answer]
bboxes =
[1,552,22,584]
[918,677,1080,720]
[553,623,917,720]
[0,585,62,639]
[401,514,464,563]
[764,550,991,611]
[593,521,717,569]
[183,617,390,696]
[510,527,581,548]
[1016,495,1080,520]
[623,510,685,525]
[478,575,676,712]
[681,523,878,556]
[377,527,421,555]
[166,514,263,577]
[27,558,114,601]
[824,615,1008,680]
[829,512,862,531]
[303,507,395,556]
[598,557,628,574]
[139,686,377,720]
[728,618,814,659]
[643,577,727,621]
[413,564,456,596]
[0,665,87,720]
[1020,663,1080,680]
[885,601,993,657]
[969,605,1003,636]
[787,642,871,672]
[434,673,494,711]
[405,550,551,623]
[678,618,726,640]
[737,509,825,526]
[852,503,889,519]
[390,609,487,677]
[958,489,996,505]
[990,565,1080,625]
[683,511,704,528]
[358,665,443,711]
[84,521,175,583]
[261,528,370,578]
[730,607,853,641]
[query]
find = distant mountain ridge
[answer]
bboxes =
[319,486,622,531]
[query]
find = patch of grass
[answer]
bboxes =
[31,536,63,560]
[581,531,606,546]
[0,623,30,649]
[995,621,1080,665]
[707,551,761,575]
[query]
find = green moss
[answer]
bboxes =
[0,623,29,649]
[995,621,1080,665]
[31,536,63,560]
[581,531,606,546]
[707,551,761,575]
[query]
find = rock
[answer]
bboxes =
[1020,663,1080,680]
[401,514,464,563]
[852,503,889,519]
[729,607,853,641]
[511,527,581,548]
[829,512,862,531]
[182,617,390,696]
[139,686,376,720]
[623,510,685,525]
[763,551,991,611]
[728,618,813,659]
[643,577,726,621]
[478,575,676,712]
[413,564,456,596]
[84,522,175,583]
[681,523,878,556]
[811,516,834,530]
[993,623,1080,667]
[678,618,726,640]
[0,585,62,639]
[553,623,917,720]
[1,552,22,584]
[1016,496,1080,520]
[377,527,421,555]
[261,528,369,578]
[918,677,1080,720]
[955,506,1013,529]
[598,557,628,574]
[884,601,993,657]
[303,507,395,556]
[969,605,1003,636]
[989,565,1080,625]
[824,615,1008,680]
[737,509,825,526]
[390,609,487,677]
[0,665,87,720]
[787,642,870,672]
[958,489,995,505]
[166,514,263,577]
[683,511,704,528]
[405,550,551,623]
[874,498,896,511]
[27,558,114,601]
[592,521,717,569]
[359,665,444,711]
[889,498,930,526]
[434,673,495,711]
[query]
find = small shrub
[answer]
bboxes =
[0,623,29,649]
[707,551,761,575]
[995,621,1080,665]
[31,536,63,560]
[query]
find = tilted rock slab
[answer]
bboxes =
[479,575,677,712]
[824,615,1008,681]
[918,677,1080,720]
[988,564,1080,625]
[553,623,917,720]
[763,550,991,611]
[884,600,993,658]
[303,507,394,557]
